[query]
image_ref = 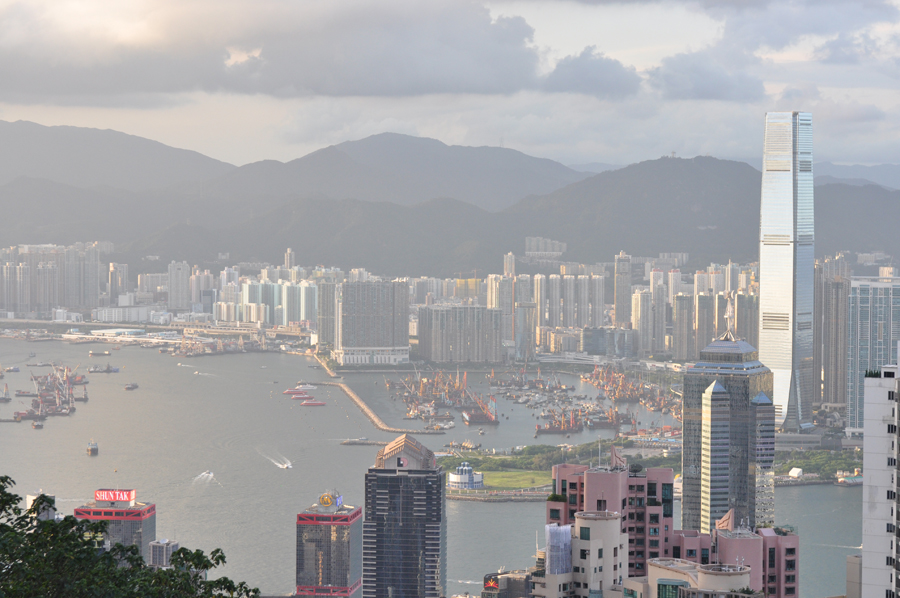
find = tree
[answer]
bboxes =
[0,476,259,598]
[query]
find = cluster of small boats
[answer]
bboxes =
[283,382,324,406]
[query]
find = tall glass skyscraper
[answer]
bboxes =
[757,111,814,431]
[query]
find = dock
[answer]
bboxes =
[341,439,390,446]
[319,381,443,435]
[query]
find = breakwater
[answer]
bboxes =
[319,381,443,435]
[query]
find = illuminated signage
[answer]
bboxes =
[336,495,343,508]
[319,493,334,507]
[484,577,499,589]
[95,489,135,502]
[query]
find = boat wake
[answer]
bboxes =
[192,470,224,487]
[257,448,292,469]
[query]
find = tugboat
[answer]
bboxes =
[32,421,43,429]
[124,383,138,391]
[86,440,98,456]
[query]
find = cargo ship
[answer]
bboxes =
[535,421,584,435]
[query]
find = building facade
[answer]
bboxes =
[362,435,446,598]
[614,251,632,326]
[74,489,156,562]
[334,281,409,365]
[417,305,502,363]
[757,111,815,432]
[296,493,363,598]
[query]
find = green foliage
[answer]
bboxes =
[773,449,863,479]
[547,494,565,502]
[0,476,259,598]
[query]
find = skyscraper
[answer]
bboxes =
[673,293,694,362]
[614,251,631,326]
[533,274,547,327]
[561,274,576,328]
[693,293,714,358]
[167,260,191,311]
[486,275,515,342]
[548,274,561,328]
[284,247,295,269]
[363,435,446,598]
[297,492,362,598]
[334,280,409,365]
[757,111,814,432]
[576,275,591,328]
[814,253,851,412]
[108,263,128,306]
[503,252,516,277]
[317,282,337,352]
[590,274,605,327]
[651,282,667,353]
[417,305,502,363]
[74,489,156,562]
[631,289,652,357]
[682,335,774,532]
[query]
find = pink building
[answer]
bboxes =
[548,464,676,576]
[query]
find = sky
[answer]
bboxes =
[0,0,898,166]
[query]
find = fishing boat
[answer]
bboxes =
[298,398,326,406]
[86,440,98,456]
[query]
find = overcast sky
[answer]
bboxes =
[1,0,898,166]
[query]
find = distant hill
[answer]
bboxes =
[816,162,900,190]
[200,133,593,212]
[0,120,235,191]
[568,162,622,174]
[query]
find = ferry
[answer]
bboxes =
[294,382,317,390]
[124,383,139,391]
[298,398,326,407]
[289,392,313,400]
[283,386,315,395]
[87,440,98,456]
[32,421,43,429]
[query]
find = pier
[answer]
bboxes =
[340,439,390,446]
[319,381,444,435]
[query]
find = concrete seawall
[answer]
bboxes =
[320,381,443,435]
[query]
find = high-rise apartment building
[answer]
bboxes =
[363,435,446,598]
[503,252,516,277]
[284,247,295,269]
[548,274,561,328]
[591,275,606,327]
[694,294,715,359]
[694,271,709,297]
[334,280,409,365]
[667,270,682,304]
[417,305,502,363]
[736,293,759,349]
[575,275,591,328]
[614,251,632,326]
[108,263,128,306]
[848,277,900,434]
[533,274,547,327]
[487,275,515,342]
[651,282,667,353]
[814,253,851,412]
[149,539,179,568]
[74,489,156,561]
[166,260,191,311]
[631,289,652,357]
[758,111,814,432]
[297,492,363,598]
[682,336,775,533]
[317,282,337,351]
[561,275,576,328]
[189,268,214,306]
[673,293,694,361]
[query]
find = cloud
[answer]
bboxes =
[647,50,766,101]
[542,46,641,98]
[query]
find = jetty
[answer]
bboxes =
[341,439,390,446]
[319,381,444,435]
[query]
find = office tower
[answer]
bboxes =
[167,260,191,311]
[758,111,814,432]
[317,282,337,351]
[814,253,851,410]
[108,263,128,306]
[503,252,516,277]
[700,381,731,534]
[284,247,295,269]
[667,270,681,304]
[651,282,666,353]
[363,435,446,598]
[735,293,759,349]
[631,289,652,357]
[847,277,900,434]
[682,336,774,532]
[548,274,561,328]
[486,275,515,342]
[74,489,156,561]
[673,293,694,361]
[589,275,605,327]
[417,305,502,363]
[614,251,631,326]
[861,365,898,598]
[515,302,536,362]
[561,275,576,328]
[575,275,590,328]
[149,539,180,568]
[297,492,363,598]
[725,260,740,293]
[533,274,547,327]
[334,281,409,365]
[693,294,714,358]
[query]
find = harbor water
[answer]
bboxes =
[0,339,859,596]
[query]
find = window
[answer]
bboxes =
[649,540,659,548]
[786,548,795,556]
[550,509,560,520]
[635,551,644,559]
[786,559,796,571]
[662,484,673,499]
[673,547,681,558]
[888,523,896,533]
[889,491,897,501]
[613,547,617,557]
[636,538,644,546]
[570,510,576,518]
[629,512,635,520]
[598,548,603,558]
[597,499,607,511]
[635,512,645,522]
[768,575,776,583]
[890,458,897,467]
[650,551,659,559]
[580,527,590,540]
[636,497,645,507]
[636,527,645,534]
[636,485,644,492]
[768,548,776,568]
[649,527,659,536]
[686,549,697,558]
[580,549,589,560]
[647,482,657,497]
[569,482,577,490]
[622,498,627,509]
[768,588,776,596]
[569,494,578,505]
[629,485,636,491]
[889,424,897,434]
[629,538,635,544]
[701,548,709,565]
[629,497,635,506]
[786,587,795,596]
[650,514,659,524]
[785,575,795,583]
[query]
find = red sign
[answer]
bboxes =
[94,489,135,502]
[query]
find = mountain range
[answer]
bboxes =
[0,119,897,276]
